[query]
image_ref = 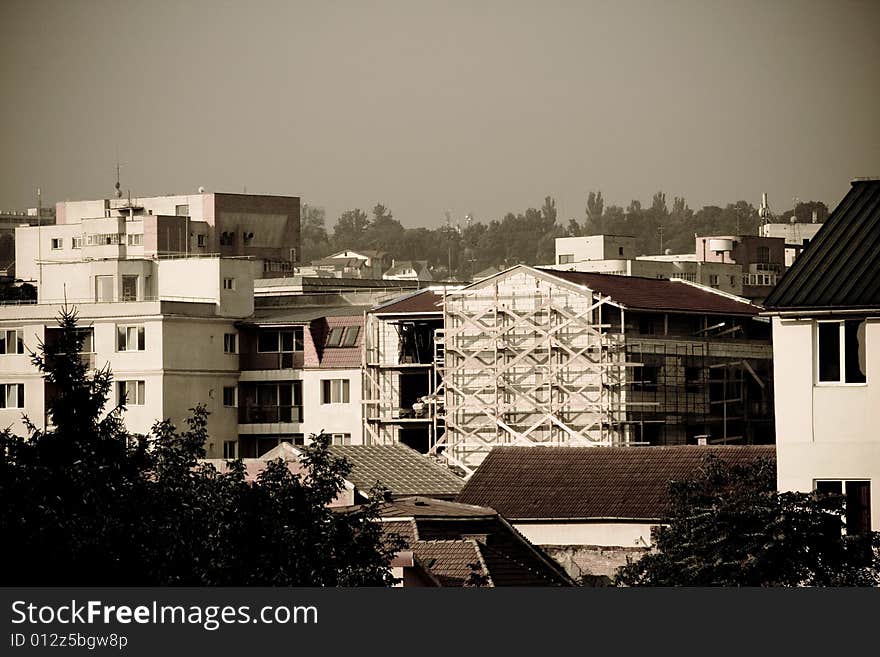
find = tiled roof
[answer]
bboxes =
[414,540,488,586]
[536,268,760,315]
[377,497,575,586]
[313,314,363,369]
[328,447,465,498]
[457,445,776,520]
[764,179,880,309]
[370,289,443,314]
[377,496,494,518]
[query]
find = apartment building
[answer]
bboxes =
[695,234,786,303]
[234,307,368,457]
[0,256,255,455]
[14,191,300,287]
[759,221,823,266]
[764,178,880,534]
[1,191,301,458]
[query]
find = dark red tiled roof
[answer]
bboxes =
[538,268,760,315]
[457,445,776,521]
[378,497,575,586]
[371,290,442,315]
[313,315,363,369]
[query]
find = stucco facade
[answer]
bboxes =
[771,314,880,529]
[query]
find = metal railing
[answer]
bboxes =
[238,405,304,424]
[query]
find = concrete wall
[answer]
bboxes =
[773,315,880,529]
[555,235,637,264]
[513,521,656,548]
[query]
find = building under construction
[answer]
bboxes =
[362,290,446,452]
[434,266,774,472]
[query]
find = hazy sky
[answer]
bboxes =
[1,0,878,227]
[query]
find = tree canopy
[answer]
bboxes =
[0,307,402,585]
[614,455,880,586]
[300,191,828,280]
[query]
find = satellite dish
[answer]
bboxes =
[665,248,672,255]
[198,186,206,193]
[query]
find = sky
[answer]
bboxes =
[1,0,878,228]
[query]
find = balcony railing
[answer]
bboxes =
[238,405,303,424]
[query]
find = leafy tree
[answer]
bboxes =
[332,208,372,250]
[0,280,37,302]
[299,203,332,263]
[614,455,880,587]
[0,307,402,585]
[584,190,605,234]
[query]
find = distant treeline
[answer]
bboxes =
[300,193,829,281]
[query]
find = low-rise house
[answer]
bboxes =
[763,178,880,534]
[383,260,433,283]
[375,497,577,586]
[457,445,776,581]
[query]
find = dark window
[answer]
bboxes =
[638,316,655,335]
[618,246,624,256]
[257,329,303,353]
[756,246,770,264]
[818,322,841,382]
[341,326,360,347]
[326,327,344,347]
[223,441,237,459]
[818,320,866,384]
[223,386,236,407]
[558,254,574,264]
[817,480,871,535]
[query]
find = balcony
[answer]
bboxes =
[238,405,303,424]
[240,351,305,370]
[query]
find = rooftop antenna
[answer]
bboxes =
[114,148,124,199]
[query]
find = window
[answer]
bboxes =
[241,382,303,423]
[72,236,83,249]
[321,379,350,404]
[729,275,736,287]
[50,237,62,250]
[127,233,143,246]
[220,231,235,246]
[558,254,574,264]
[222,278,236,291]
[223,440,238,459]
[685,366,701,392]
[223,333,237,354]
[756,246,770,264]
[0,383,24,409]
[223,386,237,407]
[638,316,655,335]
[634,365,660,386]
[257,328,304,353]
[175,204,190,216]
[817,319,866,384]
[122,275,138,301]
[618,246,624,256]
[331,433,352,446]
[325,326,360,348]
[117,324,145,351]
[708,274,719,287]
[95,275,114,302]
[197,234,206,247]
[816,480,871,535]
[242,232,254,246]
[117,380,145,406]
[0,329,24,355]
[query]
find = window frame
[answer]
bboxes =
[117,380,146,406]
[0,383,25,409]
[223,332,238,354]
[321,378,351,404]
[222,385,237,407]
[815,319,867,386]
[222,277,236,291]
[0,329,25,355]
[223,440,238,459]
[117,324,146,352]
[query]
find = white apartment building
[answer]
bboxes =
[1,191,301,458]
[764,179,880,534]
[234,308,368,457]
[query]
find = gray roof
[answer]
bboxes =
[329,445,464,498]
[765,179,880,309]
